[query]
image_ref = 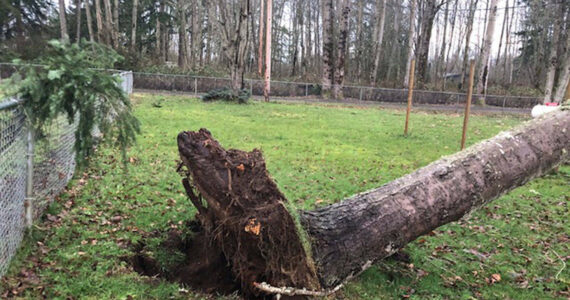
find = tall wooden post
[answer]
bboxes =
[404,59,415,136]
[264,0,272,102]
[258,0,264,76]
[461,60,476,150]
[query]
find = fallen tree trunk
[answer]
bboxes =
[177,110,569,296]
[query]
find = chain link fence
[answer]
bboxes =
[132,72,542,109]
[0,69,133,277]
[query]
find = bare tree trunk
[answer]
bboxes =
[291,0,300,77]
[321,0,334,98]
[113,0,119,48]
[386,4,400,83]
[94,0,105,43]
[103,0,114,47]
[544,2,563,103]
[554,30,570,103]
[306,1,312,71]
[131,0,138,51]
[76,0,82,42]
[84,0,95,42]
[416,0,443,85]
[476,0,498,104]
[258,0,264,76]
[370,0,386,85]
[58,0,69,43]
[205,0,214,64]
[503,0,515,86]
[404,0,416,87]
[264,0,272,100]
[177,111,569,294]
[355,0,364,82]
[301,111,569,287]
[299,0,306,75]
[461,0,478,90]
[178,7,188,69]
[443,0,459,89]
[333,0,350,99]
[191,0,201,67]
[156,22,162,61]
[437,0,449,89]
[495,0,508,67]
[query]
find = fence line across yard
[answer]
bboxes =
[0,70,133,277]
[130,71,542,109]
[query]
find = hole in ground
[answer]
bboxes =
[128,220,239,295]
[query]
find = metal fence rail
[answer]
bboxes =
[131,72,542,109]
[0,70,133,277]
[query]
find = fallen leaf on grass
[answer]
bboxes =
[486,273,501,285]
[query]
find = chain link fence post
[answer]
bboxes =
[24,127,34,228]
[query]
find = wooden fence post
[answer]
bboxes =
[461,60,476,150]
[404,59,415,136]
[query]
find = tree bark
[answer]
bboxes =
[321,0,334,98]
[475,0,499,104]
[386,4,401,83]
[370,0,386,85]
[84,0,95,42]
[113,0,119,48]
[461,0,478,90]
[416,0,445,86]
[94,0,105,43]
[58,0,69,43]
[76,0,82,42]
[131,0,138,51]
[258,0,264,76]
[178,5,188,69]
[355,0,364,82]
[103,0,114,47]
[333,0,350,99]
[554,32,570,103]
[443,0,459,89]
[544,2,563,103]
[404,0,416,87]
[216,0,251,91]
[156,2,163,63]
[264,0,272,101]
[495,0,508,68]
[178,111,569,295]
[436,0,450,88]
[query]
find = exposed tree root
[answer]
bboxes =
[177,129,321,297]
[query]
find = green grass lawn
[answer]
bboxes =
[1,93,568,299]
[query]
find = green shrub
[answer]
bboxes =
[201,87,250,104]
[7,40,140,168]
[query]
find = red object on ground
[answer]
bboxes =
[545,102,559,106]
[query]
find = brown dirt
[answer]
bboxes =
[130,220,238,294]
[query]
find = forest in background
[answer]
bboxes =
[1,0,569,101]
